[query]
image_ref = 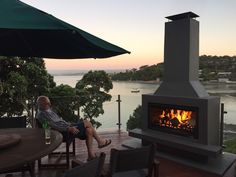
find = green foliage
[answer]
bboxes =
[230,72,236,81]
[0,56,55,119]
[75,70,113,128]
[199,55,236,73]
[49,84,79,123]
[1,71,27,116]
[111,55,236,81]
[110,63,164,81]
[127,105,142,131]
[50,84,75,96]
[224,138,236,154]
[200,69,218,81]
[199,55,236,81]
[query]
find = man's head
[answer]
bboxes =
[37,96,51,110]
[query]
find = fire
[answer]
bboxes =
[160,109,192,124]
[150,106,196,135]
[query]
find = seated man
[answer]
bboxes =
[36,95,111,161]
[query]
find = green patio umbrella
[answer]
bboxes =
[0,0,130,59]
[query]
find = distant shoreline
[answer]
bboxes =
[225,123,236,131]
[112,80,236,85]
[49,69,126,76]
[111,80,236,95]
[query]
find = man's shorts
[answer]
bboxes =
[75,121,87,140]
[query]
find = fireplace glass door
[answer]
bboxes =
[148,103,198,139]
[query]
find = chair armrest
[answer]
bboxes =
[154,159,160,166]
[71,159,84,168]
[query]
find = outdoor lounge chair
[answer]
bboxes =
[35,119,76,169]
[64,152,106,177]
[105,144,160,177]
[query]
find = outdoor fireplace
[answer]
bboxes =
[129,12,222,161]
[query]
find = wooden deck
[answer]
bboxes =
[1,130,236,177]
[0,130,132,177]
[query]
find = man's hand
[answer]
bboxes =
[68,126,80,135]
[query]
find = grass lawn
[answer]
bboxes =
[224,138,236,154]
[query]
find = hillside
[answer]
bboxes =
[110,55,236,81]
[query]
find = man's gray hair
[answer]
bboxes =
[37,95,49,110]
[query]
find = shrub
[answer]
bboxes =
[224,138,236,154]
[126,105,142,131]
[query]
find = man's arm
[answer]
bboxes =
[36,111,69,132]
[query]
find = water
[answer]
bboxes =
[53,75,236,130]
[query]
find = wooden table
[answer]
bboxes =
[0,128,62,173]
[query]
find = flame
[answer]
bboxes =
[160,109,193,124]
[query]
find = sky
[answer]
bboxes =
[21,0,236,71]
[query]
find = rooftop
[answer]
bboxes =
[166,11,199,21]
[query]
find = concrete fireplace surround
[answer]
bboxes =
[139,94,221,158]
[126,12,236,176]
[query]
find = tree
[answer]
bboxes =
[110,63,164,81]
[75,70,113,128]
[0,71,27,117]
[49,84,79,123]
[0,56,55,125]
[0,57,27,117]
[126,105,142,131]
[230,72,236,81]
[22,57,56,124]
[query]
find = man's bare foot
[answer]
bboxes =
[87,154,97,161]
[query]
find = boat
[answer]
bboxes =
[131,89,140,93]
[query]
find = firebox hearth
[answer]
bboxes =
[149,103,198,139]
[132,94,222,161]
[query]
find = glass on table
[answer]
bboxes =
[44,127,51,145]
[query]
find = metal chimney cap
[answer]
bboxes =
[166,12,199,21]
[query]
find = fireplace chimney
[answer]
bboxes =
[155,12,208,98]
